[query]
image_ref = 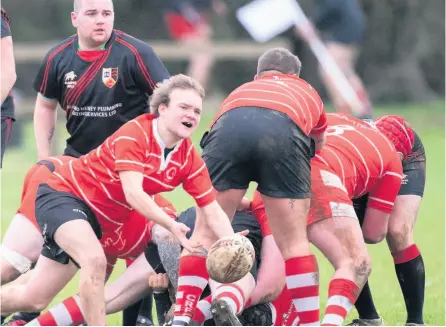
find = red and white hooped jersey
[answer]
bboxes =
[314,113,403,213]
[46,114,215,232]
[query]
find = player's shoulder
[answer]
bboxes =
[114,29,155,56]
[44,34,76,60]
[1,8,10,24]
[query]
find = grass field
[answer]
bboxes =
[1,100,445,325]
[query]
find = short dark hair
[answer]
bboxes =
[257,48,302,76]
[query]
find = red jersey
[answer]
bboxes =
[101,194,177,261]
[314,114,403,213]
[47,114,215,232]
[211,73,327,135]
[18,156,73,230]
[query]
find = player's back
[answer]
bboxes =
[213,74,324,135]
[315,113,402,198]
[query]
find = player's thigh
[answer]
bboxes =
[2,213,43,262]
[386,195,422,252]
[308,215,367,269]
[18,254,78,305]
[35,183,103,267]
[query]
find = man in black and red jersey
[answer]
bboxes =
[0,8,17,167]
[176,47,327,325]
[33,0,170,160]
[348,116,427,326]
[0,75,235,326]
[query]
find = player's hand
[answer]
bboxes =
[237,229,249,237]
[168,222,202,253]
[148,273,169,293]
[237,197,252,213]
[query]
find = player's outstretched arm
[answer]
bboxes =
[196,201,235,239]
[34,94,58,160]
[0,35,16,105]
[119,170,199,253]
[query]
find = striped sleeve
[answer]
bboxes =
[367,158,403,213]
[311,109,327,135]
[113,123,148,173]
[182,147,216,207]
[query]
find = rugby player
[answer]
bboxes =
[1,7,17,167]
[0,75,235,326]
[348,115,426,326]
[172,47,328,326]
[251,113,413,325]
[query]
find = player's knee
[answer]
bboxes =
[18,288,51,312]
[83,252,107,274]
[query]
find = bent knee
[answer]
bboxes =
[83,253,107,273]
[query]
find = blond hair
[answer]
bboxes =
[257,47,302,76]
[150,74,205,116]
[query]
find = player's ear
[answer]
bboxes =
[158,103,168,115]
[71,12,78,28]
[253,74,259,80]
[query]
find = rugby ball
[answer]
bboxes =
[206,234,255,283]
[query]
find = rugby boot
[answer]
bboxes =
[210,299,242,326]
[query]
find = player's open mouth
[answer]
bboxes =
[182,122,193,128]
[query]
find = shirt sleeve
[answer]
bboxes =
[311,109,328,135]
[113,121,148,173]
[132,43,170,96]
[367,157,403,213]
[252,190,272,237]
[1,10,11,37]
[32,48,61,100]
[182,146,216,207]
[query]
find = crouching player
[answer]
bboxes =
[250,113,413,326]
[348,115,426,326]
[0,75,235,326]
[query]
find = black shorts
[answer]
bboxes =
[400,131,426,196]
[35,183,102,265]
[202,107,313,199]
[1,117,13,168]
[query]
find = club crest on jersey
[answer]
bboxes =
[166,167,177,180]
[64,71,77,88]
[102,67,118,88]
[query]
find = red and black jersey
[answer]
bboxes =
[33,30,170,157]
[1,8,14,120]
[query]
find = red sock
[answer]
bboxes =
[29,295,84,326]
[192,295,212,324]
[285,255,320,326]
[214,283,246,315]
[392,244,421,264]
[321,279,360,326]
[173,255,209,325]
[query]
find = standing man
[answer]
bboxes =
[171,47,327,326]
[33,0,170,160]
[1,7,17,167]
[296,0,372,118]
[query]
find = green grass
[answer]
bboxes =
[1,100,444,325]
